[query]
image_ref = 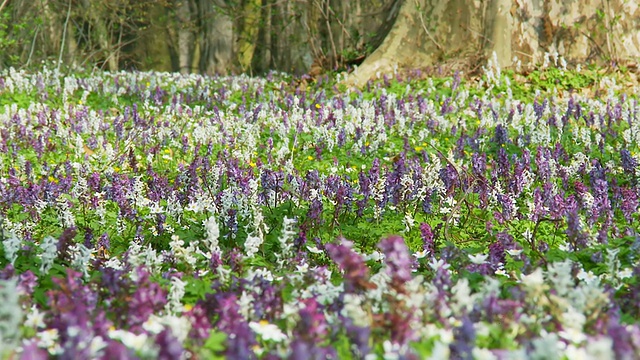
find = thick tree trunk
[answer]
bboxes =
[237,0,262,73]
[345,0,640,87]
[197,0,234,75]
[176,0,195,74]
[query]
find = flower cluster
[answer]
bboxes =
[0,65,639,358]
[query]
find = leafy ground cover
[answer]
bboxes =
[0,58,639,359]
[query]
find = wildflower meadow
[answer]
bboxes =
[1,58,640,359]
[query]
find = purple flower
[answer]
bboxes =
[101,340,136,359]
[187,304,211,341]
[19,340,49,360]
[495,147,511,179]
[18,270,37,296]
[565,208,589,250]
[419,222,435,256]
[608,321,640,359]
[291,298,332,358]
[46,269,107,359]
[488,241,505,270]
[155,329,183,360]
[591,179,612,224]
[620,149,637,174]
[378,235,413,287]
[496,194,515,221]
[493,124,509,145]
[535,147,552,182]
[440,164,459,196]
[56,227,77,262]
[289,339,336,360]
[619,187,638,223]
[250,277,282,321]
[127,267,167,331]
[326,238,375,292]
[449,316,475,360]
[344,318,371,357]
[471,153,487,178]
[214,293,256,359]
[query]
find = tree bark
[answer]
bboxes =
[345,0,640,88]
[237,0,262,73]
[197,0,234,75]
[175,0,195,74]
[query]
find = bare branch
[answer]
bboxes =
[57,0,72,73]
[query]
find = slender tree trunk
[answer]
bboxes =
[64,15,78,67]
[262,0,272,69]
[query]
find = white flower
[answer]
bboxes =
[244,234,263,258]
[427,341,451,360]
[89,336,107,357]
[413,250,429,259]
[203,215,220,254]
[39,236,58,274]
[342,294,369,327]
[382,340,402,360]
[238,291,254,319]
[25,305,46,329]
[109,329,149,351]
[160,315,191,343]
[618,267,633,279]
[165,276,186,314]
[564,344,588,359]
[472,348,498,360]
[143,315,165,334]
[249,320,287,342]
[246,268,278,282]
[468,253,488,265]
[2,232,21,265]
[576,269,598,286]
[451,278,474,313]
[506,249,522,257]
[37,329,62,355]
[494,268,508,277]
[148,202,164,214]
[547,260,573,297]
[104,257,123,270]
[559,327,587,345]
[306,245,324,254]
[585,336,614,359]
[69,243,93,278]
[313,282,344,305]
[521,268,544,290]
[429,258,450,271]
[366,251,385,262]
[296,262,309,274]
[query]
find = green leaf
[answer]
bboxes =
[203,331,227,353]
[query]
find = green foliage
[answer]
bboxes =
[200,331,227,359]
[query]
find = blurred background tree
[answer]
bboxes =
[0,0,639,82]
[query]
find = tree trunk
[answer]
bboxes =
[345,0,640,87]
[175,0,195,74]
[237,0,262,73]
[197,0,234,75]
